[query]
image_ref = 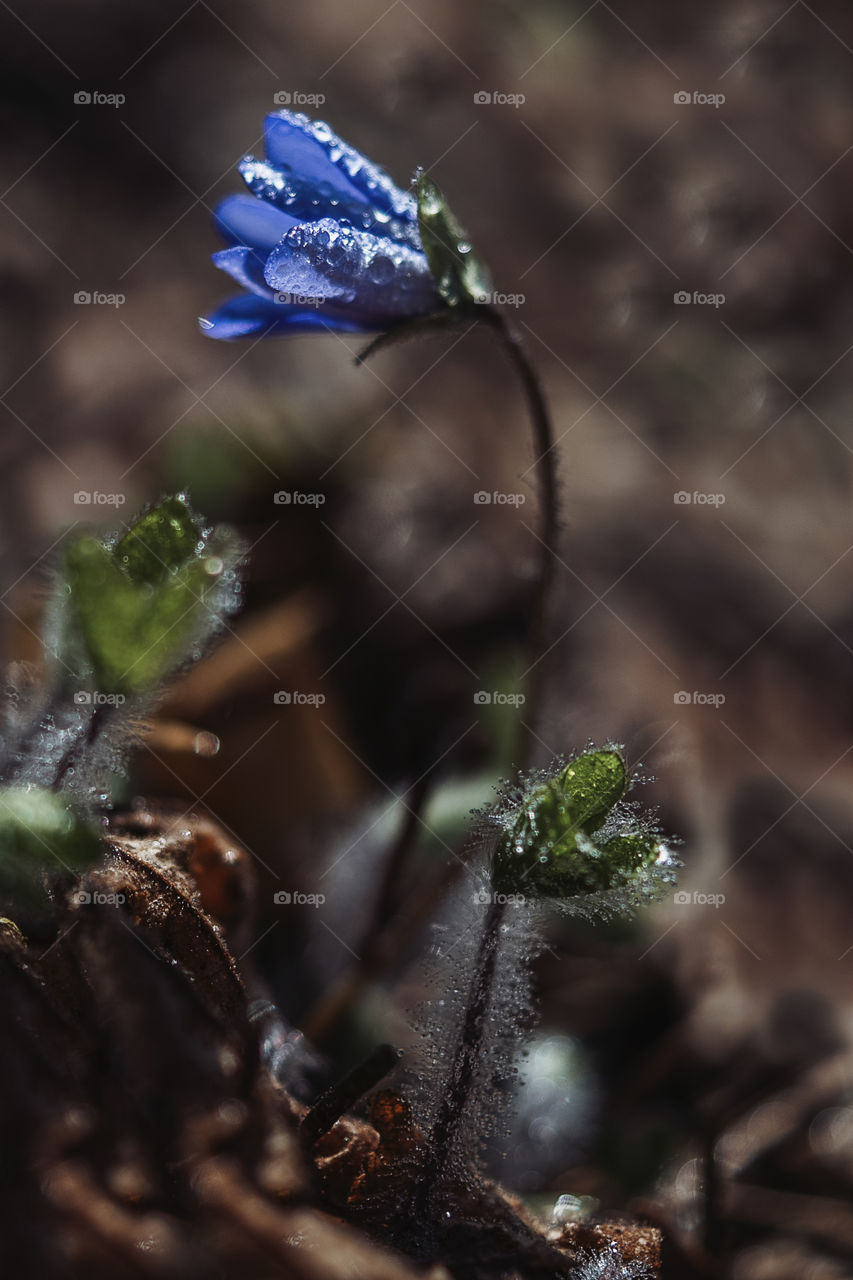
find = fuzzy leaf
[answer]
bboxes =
[0,785,100,904]
[492,749,660,899]
[113,495,202,585]
[62,496,239,697]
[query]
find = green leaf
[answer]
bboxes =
[0,785,100,906]
[557,750,627,834]
[113,495,201,585]
[62,496,239,697]
[492,749,664,900]
[416,172,493,308]
[596,832,664,878]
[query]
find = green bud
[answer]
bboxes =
[492,749,670,903]
[417,172,493,309]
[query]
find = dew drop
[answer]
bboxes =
[368,255,395,284]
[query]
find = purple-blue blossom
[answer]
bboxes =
[200,111,443,339]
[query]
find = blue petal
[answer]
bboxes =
[199,293,372,340]
[212,246,273,300]
[238,156,421,248]
[199,293,283,339]
[264,218,441,323]
[264,111,417,223]
[214,194,297,253]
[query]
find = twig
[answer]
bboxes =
[299,1043,402,1145]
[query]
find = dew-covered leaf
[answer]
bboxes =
[113,495,202,585]
[491,749,670,904]
[61,496,241,697]
[559,749,628,834]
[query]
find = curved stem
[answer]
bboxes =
[478,307,558,771]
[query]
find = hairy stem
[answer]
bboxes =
[414,896,506,1209]
[0,697,106,790]
[52,705,105,789]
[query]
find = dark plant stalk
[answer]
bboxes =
[413,896,505,1212]
[300,771,436,1046]
[52,705,105,789]
[362,769,435,946]
[300,1042,402,1146]
[0,698,105,790]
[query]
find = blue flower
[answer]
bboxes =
[200,110,443,339]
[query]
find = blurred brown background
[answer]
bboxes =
[2,1,853,1273]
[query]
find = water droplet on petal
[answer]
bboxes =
[368,256,395,284]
